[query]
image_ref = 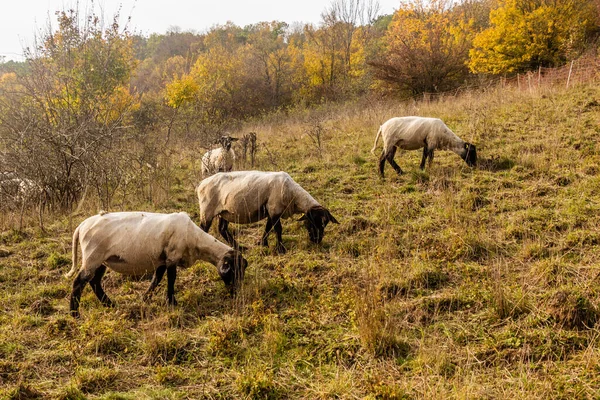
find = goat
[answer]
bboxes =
[66,211,247,318]
[201,135,238,178]
[371,116,477,177]
[196,171,339,254]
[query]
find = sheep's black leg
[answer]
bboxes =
[218,217,234,245]
[143,265,167,301]
[428,149,435,167]
[218,217,245,251]
[70,271,90,318]
[166,266,177,306]
[259,217,273,247]
[200,218,213,233]
[272,215,286,254]
[386,147,403,175]
[88,264,113,308]
[378,150,387,177]
[420,145,428,170]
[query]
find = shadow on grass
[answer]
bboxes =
[478,156,515,172]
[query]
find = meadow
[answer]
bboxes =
[1,82,600,399]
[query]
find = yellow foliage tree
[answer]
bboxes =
[165,75,199,109]
[469,0,599,74]
[370,0,475,94]
[191,44,249,118]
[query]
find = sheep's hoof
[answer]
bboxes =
[276,245,287,255]
[167,297,178,307]
[101,298,114,308]
[70,309,80,318]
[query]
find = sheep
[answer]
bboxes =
[371,116,477,177]
[201,135,238,177]
[0,173,48,229]
[65,211,248,318]
[0,173,38,204]
[196,171,339,254]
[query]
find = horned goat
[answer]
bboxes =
[371,116,477,177]
[196,171,339,254]
[66,211,248,318]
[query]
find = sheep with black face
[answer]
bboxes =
[196,171,339,254]
[66,211,247,318]
[371,116,477,177]
[201,135,238,177]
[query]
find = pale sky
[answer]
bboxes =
[0,0,400,61]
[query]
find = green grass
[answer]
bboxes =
[2,84,600,398]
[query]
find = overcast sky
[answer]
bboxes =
[0,0,400,61]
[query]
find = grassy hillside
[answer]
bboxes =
[2,83,600,399]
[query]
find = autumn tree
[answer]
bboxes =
[369,0,476,95]
[469,0,600,74]
[323,0,380,72]
[0,8,137,209]
[245,21,299,107]
[165,21,304,135]
[302,0,380,100]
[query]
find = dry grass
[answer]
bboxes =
[2,83,600,398]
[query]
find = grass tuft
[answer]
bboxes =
[46,251,70,270]
[548,287,599,330]
[4,383,44,400]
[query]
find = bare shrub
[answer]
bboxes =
[305,114,328,159]
[0,8,137,215]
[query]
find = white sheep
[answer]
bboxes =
[201,135,238,178]
[196,171,339,254]
[66,211,248,318]
[371,116,477,177]
[0,174,40,204]
[0,174,48,229]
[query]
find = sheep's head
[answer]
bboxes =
[299,206,339,244]
[462,143,477,167]
[218,250,247,294]
[217,136,239,152]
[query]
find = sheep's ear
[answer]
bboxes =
[298,214,308,222]
[230,137,239,142]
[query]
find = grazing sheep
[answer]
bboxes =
[371,116,477,177]
[201,135,238,177]
[196,171,339,254]
[66,211,248,318]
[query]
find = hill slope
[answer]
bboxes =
[1,84,600,398]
